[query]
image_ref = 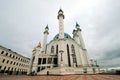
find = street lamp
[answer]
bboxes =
[59,50,64,62]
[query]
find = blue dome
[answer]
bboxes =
[53,33,72,40]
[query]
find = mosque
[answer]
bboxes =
[28,9,100,75]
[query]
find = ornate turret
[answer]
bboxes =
[44,25,49,34]
[72,29,76,34]
[72,29,79,44]
[76,22,81,31]
[36,42,41,48]
[32,47,36,52]
[57,9,65,19]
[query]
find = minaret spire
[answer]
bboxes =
[76,22,86,49]
[42,25,49,53]
[76,22,90,66]
[57,9,65,39]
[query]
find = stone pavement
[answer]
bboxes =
[0,75,120,80]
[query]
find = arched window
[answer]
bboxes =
[71,44,75,54]
[4,66,6,70]
[2,59,5,63]
[51,46,54,53]
[56,45,58,54]
[9,54,12,57]
[6,53,8,56]
[6,60,9,64]
[1,51,4,54]
[67,44,71,67]
[8,67,10,71]
[13,55,15,58]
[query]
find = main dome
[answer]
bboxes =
[53,33,72,40]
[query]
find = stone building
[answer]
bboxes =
[0,45,30,75]
[28,9,100,75]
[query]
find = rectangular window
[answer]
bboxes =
[38,58,41,65]
[13,55,15,58]
[4,66,6,70]
[11,67,13,71]
[9,54,12,57]
[42,58,46,64]
[10,61,13,64]
[16,57,18,59]
[16,63,18,66]
[2,59,5,63]
[54,58,57,64]
[8,67,10,71]
[6,53,8,56]
[37,67,40,72]
[48,58,52,64]
[47,66,50,68]
[6,60,9,64]
[13,62,15,65]
[41,66,45,70]
[1,51,4,54]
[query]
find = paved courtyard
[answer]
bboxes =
[0,75,120,80]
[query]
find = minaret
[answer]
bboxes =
[34,42,41,73]
[72,29,79,44]
[42,25,49,53]
[76,22,90,66]
[28,42,41,75]
[76,22,86,49]
[57,9,65,39]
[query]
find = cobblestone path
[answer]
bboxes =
[0,75,120,80]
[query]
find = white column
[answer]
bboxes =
[57,9,65,39]
[77,30,90,66]
[77,29,86,49]
[83,51,90,66]
[42,26,49,53]
[78,49,83,66]
[59,17,64,38]
[76,25,90,66]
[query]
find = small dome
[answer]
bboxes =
[53,33,72,40]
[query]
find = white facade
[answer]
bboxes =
[28,9,100,75]
[0,45,30,75]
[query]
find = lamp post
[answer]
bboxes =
[59,50,64,67]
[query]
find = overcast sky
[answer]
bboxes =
[0,0,120,67]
